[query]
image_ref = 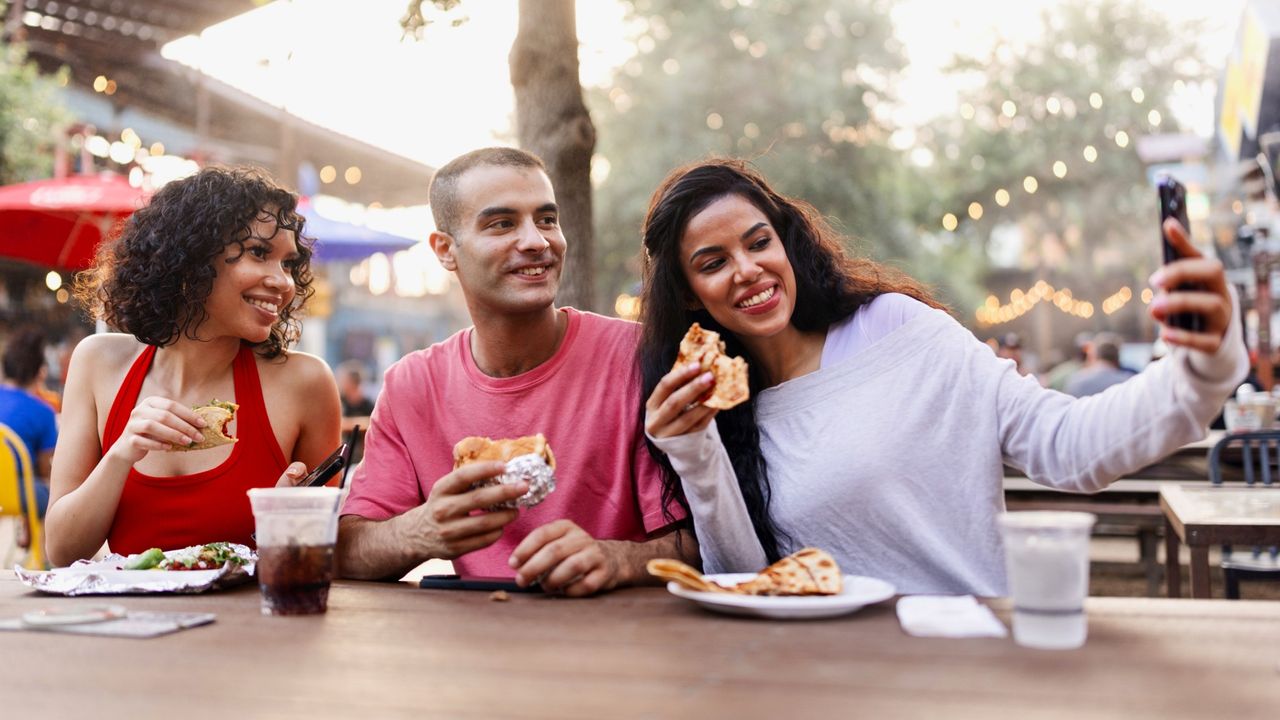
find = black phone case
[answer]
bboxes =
[417,574,542,593]
[301,442,349,487]
[1157,176,1205,333]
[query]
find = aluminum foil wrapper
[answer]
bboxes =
[474,453,557,509]
[13,544,257,596]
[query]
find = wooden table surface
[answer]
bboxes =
[1,573,1278,719]
[1161,484,1280,598]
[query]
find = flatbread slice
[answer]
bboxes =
[675,323,749,410]
[733,547,843,596]
[174,400,238,452]
[452,433,556,470]
[646,559,731,594]
[792,548,843,595]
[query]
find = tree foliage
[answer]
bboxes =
[919,0,1207,288]
[0,44,70,185]
[590,0,985,310]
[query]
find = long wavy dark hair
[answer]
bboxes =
[75,166,314,359]
[638,158,946,562]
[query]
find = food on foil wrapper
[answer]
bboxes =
[14,543,256,596]
[453,434,558,509]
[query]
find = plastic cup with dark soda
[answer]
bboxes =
[247,487,341,616]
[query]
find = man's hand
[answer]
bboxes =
[408,461,528,560]
[508,520,624,597]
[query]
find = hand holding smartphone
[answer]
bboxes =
[299,441,351,487]
[1156,174,1206,333]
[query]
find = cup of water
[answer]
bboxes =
[998,511,1097,650]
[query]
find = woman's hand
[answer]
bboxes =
[1149,218,1233,354]
[645,362,719,439]
[107,396,207,465]
[276,461,308,487]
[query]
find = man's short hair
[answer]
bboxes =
[1093,332,1123,366]
[336,359,368,383]
[428,147,546,237]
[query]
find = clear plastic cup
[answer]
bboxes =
[247,487,341,616]
[998,511,1097,650]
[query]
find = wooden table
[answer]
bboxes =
[1161,484,1280,598]
[1,573,1278,718]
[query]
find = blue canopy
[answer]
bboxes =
[299,199,420,262]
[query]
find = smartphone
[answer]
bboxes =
[300,441,351,488]
[417,574,542,593]
[1156,175,1205,333]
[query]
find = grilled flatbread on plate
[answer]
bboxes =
[453,433,557,470]
[174,400,238,452]
[675,323,749,410]
[647,547,843,596]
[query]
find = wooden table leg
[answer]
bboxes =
[1164,517,1181,598]
[1189,544,1211,599]
[1139,528,1160,597]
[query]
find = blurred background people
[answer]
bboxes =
[1064,332,1136,397]
[336,359,376,417]
[996,332,1029,375]
[1046,332,1092,392]
[0,327,59,547]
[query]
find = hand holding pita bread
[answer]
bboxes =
[105,396,210,465]
[646,324,750,440]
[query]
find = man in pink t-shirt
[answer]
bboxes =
[337,147,695,595]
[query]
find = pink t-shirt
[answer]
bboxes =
[342,308,683,576]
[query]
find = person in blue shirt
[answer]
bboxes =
[0,327,59,531]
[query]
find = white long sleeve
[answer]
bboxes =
[649,292,1247,594]
[649,421,767,573]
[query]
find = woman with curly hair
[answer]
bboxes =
[45,166,341,565]
[639,158,1246,595]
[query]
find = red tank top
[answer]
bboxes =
[103,343,288,554]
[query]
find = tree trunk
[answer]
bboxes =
[510,0,596,312]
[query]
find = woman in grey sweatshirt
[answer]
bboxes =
[637,159,1246,595]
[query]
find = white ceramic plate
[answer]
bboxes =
[667,573,895,620]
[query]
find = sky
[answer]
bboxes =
[163,0,1248,174]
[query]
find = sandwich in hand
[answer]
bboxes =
[675,323,749,410]
[452,433,556,470]
[452,433,557,509]
[174,400,238,452]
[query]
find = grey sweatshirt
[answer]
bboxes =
[650,294,1248,595]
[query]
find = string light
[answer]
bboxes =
[994,188,1010,206]
[976,282,1139,326]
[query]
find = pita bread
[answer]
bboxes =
[646,548,843,597]
[675,323,749,410]
[173,400,238,452]
[646,559,731,594]
[452,433,557,470]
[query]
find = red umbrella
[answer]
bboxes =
[0,173,151,271]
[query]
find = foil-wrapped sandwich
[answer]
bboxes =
[452,433,557,509]
[676,323,749,410]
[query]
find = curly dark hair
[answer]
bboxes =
[638,158,947,562]
[74,166,314,359]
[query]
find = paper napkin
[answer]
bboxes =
[896,595,1008,638]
